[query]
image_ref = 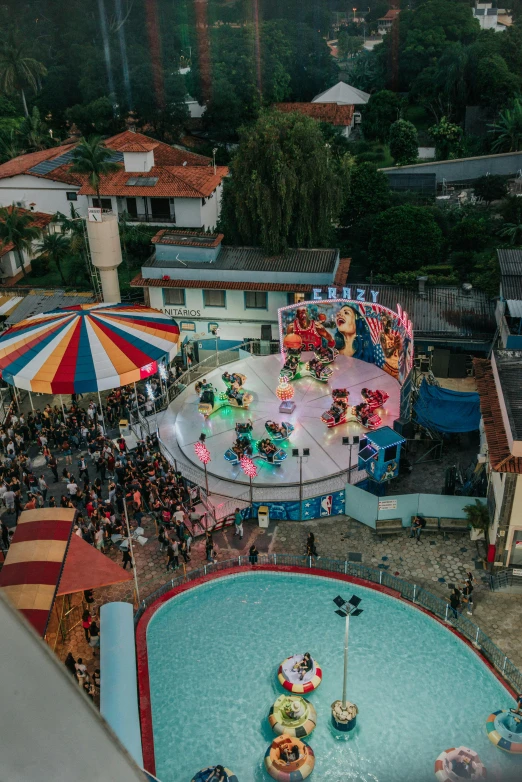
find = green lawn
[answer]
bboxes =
[24,254,142,295]
[350,140,394,168]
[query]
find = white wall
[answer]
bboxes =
[173,197,202,228]
[123,150,154,172]
[0,174,85,216]
[147,286,288,339]
[505,474,522,561]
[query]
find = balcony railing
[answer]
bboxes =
[123,213,176,224]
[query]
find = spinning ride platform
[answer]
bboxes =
[161,353,400,488]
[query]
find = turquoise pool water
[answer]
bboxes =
[146,573,519,782]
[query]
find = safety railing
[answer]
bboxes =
[133,554,522,695]
[487,568,522,591]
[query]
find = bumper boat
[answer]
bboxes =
[264,735,315,782]
[198,388,254,418]
[191,767,238,782]
[434,747,486,781]
[265,421,294,441]
[268,695,317,738]
[361,388,389,411]
[321,389,350,428]
[224,436,254,465]
[257,439,287,465]
[221,371,245,388]
[277,654,322,693]
[486,709,522,753]
[314,345,338,365]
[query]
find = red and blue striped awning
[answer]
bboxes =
[0,303,179,393]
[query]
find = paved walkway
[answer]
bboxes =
[52,512,522,678]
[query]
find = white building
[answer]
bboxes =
[0,131,227,231]
[378,9,401,35]
[131,229,353,342]
[312,81,370,107]
[472,3,510,31]
[0,207,54,282]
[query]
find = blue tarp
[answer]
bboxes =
[414,378,481,433]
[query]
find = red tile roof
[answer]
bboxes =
[131,274,318,293]
[274,102,354,126]
[78,165,228,198]
[151,229,224,248]
[473,358,522,474]
[0,207,53,256]
[0,142,77,180]
[104,130,210,166]
[379,9,401,21]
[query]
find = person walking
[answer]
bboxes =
[81,611,91,643]
[166,540,179,571]
[37,475,48,503]
[462,579,474,616]
[64,652,77,677]
[122,548,133,570]
[48,454,59,483]
[88,620,100,655]
[306,532,318,559]
[449,588,461,621]
[233,508,243,540]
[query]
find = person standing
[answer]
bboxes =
[88,620,100,655]
[48,454,59,483]
[1,520,10,551]
[64,652,77,677]
[81,611,91,643]
[37,475,48,503]
[249,544,259,565]
[166,540,178,571]
[306,533,318,558]
[462,579,474,616]
[122,548,133,570]
[449,588,461,621]
[233,508,243,540]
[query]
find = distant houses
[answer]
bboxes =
[275,81,370,138]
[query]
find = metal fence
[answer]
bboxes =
[488,568,522,591]
[134,554,522,695]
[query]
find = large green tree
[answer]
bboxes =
[221,110,341,253]
[490,99,522,153]
[341,162,391,224]
[362,91,402,143]
[369,205,443,275]
[34,232,71,286]
[389,120,418,166]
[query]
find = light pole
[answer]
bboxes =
[352,6,357,23]
[194,438,211,496]
[240,455,258,513]
[331,594,363,732]
[292,447,310,521]
[342,435,360,485]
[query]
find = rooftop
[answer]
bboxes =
[497,248,522,300]
[474,357,522,473]
[0,130,215,197]
[494,350,522,441]
[151,229,224,248]
[379,9,401,21]
[312,81,370,106]
[274,103,354,127]
[144,246,339,274]
[358,284,496,339]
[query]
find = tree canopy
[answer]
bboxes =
[220,110,341,254]
[369,205,444,275]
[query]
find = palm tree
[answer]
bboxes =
[0,205,42,277]
[19,107,55,152]
[0,40,47,117]
[69,136,120,211]
[34,232,72,286]
[0,128,24,164]
[499,220,522,245]
[489,99,522,153]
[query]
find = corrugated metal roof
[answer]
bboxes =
[497,249,522,277]
[474,358,522,474]
[495,350,522,441]
[4,292,94,326]
[362,284,496,338]
[147,247,339,274]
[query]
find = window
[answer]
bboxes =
[384,445,397,462]
[66,192,78,201]
[164,289,185,306]
[245,291,267,309]
[203,289,226,308]
[92,198,112,211]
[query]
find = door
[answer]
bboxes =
[126,197,138,218]
[509,530,522,566]
[150,198,170,220]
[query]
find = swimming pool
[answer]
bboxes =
[144,572,519,782]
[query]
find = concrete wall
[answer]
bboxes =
[380,151,522,183]
[174,197,203,227]
[345,483,484,529]
[0,174,85,215]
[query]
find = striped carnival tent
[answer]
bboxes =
[0,303,179,394]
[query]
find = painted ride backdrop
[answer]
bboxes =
[278,300,413,385]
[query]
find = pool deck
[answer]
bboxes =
[54,513,522,691]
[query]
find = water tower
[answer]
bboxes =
[86,210,123,303]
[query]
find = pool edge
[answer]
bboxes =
[135,564,517,777]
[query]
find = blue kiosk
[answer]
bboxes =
[358,426,406,483]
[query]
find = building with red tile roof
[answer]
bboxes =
[0,131,225,231]
[378,9,401,35]
[274,102,355,129]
